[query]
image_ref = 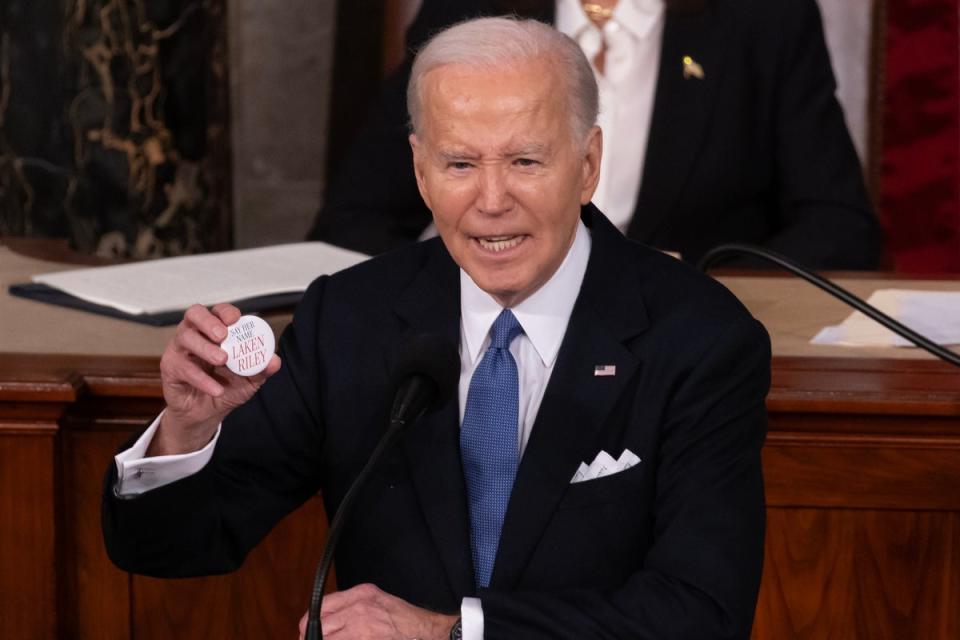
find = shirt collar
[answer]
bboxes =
[460,219,592,367]
[555,0,665,42]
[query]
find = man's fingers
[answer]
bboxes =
[298,611,344,640]
[318,606,361,638]
[184,303,230,343]
[174,356,225,397]
[174,327,228,367]
[312,584,446,639]
[320,583,382,616]
[210,303,242,328]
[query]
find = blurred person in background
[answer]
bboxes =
[309,0,882,269]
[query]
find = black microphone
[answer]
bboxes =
[390,333,461,424]
[305,333,459,640]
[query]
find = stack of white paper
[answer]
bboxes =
[32,242,369,316]
[811,289,960,347]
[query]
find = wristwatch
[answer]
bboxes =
[449,617,463,640]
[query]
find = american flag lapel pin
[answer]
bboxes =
[594,364,617,377]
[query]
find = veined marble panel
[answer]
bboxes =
[0,0,230,257]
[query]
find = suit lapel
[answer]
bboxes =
[628,1,730,243]
[491,209,650,589]
[393,242,478,598]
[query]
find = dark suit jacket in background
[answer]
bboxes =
[309,0,881,270]
[103,207,771,638]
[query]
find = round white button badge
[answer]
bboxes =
[220,315,275,377]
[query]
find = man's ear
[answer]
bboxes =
[409,133,432,210]
[579,126,603,206]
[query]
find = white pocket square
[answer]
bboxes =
[570,449,641,483]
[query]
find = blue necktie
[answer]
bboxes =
[461,309,524,589]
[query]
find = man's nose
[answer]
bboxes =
[476,165,512,214]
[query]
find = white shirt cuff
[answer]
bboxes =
[113,410,221,497]
[461,597,483,640]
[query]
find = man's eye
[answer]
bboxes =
[514,158,540,167]
[448,162,472,170]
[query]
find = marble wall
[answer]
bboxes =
[0,0,231,257]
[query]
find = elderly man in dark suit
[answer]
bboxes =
[311,0,881,270]
[103,17,770,639]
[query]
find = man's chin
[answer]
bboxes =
[473,277,529,307]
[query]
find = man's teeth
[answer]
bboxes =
[478,236,523,252]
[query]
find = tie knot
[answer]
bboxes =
[489,309,523,350]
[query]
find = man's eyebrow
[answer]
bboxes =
[435,144,550,162]
[505,143,550,157]
[438,149,478,162]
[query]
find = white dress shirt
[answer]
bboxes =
[459,220,591,638]
[114,411,221,496]
[555,0,665,232]
[458,220,591,456]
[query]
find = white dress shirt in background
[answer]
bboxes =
[556,0,665,232]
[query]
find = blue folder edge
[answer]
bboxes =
[9,283,303,326]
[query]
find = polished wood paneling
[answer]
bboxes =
[60,427,135,639]
[764,431,960,510]
[0,426,59,640]
[754,509,960,639]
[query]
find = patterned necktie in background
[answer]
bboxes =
[461,309,524,588]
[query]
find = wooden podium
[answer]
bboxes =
[1,244,958,639]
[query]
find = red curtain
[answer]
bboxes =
[879,0,960,272]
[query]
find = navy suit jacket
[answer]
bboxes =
[310,0,881,269]
[103,207,770,638]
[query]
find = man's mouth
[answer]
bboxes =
[476,235,525,252]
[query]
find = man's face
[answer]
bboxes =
[410,56,601,307]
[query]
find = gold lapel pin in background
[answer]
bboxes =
[682,55,704,80]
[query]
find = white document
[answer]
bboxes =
[32,242,369,315]
[811,289,960,347]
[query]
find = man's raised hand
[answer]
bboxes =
[150,303,281,456]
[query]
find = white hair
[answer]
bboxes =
[407,17,599,144]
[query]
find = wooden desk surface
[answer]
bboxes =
[4,243,959,360]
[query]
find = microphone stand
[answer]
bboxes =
[698,244,960,368]
[304,375,443,640]
[304,416,408,640]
